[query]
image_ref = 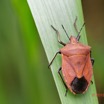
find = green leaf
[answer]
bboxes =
[27,0,98,104]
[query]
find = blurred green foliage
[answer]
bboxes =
[82,1,104,104]
[0,0,60,104]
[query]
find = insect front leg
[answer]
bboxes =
[73,17,85,41]
[48,51,61,68]
[74,16,78,33]
[58,67,68,96]
[51,25,66,46]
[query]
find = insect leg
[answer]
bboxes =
[74,16,78,33]
[90,51,94,66]
[51,25,66,46]
[91,80,93,84]
[91,58,94,66]
[48,51,61,68]
[58,67,68,96]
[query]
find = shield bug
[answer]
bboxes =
[48,17,94,96]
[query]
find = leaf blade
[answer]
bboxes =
[27,0,98,104]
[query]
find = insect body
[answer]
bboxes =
[48,18,94,95]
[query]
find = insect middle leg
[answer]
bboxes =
[91,58,94,66]
[58,67,68,96]
[91,58,94,84]
[90,51,94,84]
[48,51,61,68]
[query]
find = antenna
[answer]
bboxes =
[76,22,85,41]
[62,25,70,39]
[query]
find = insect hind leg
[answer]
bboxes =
[58,67,68,96]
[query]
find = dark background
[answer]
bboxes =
[0,0,104,104]
[82,1,104,104]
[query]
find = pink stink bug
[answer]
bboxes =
[48,17,94,96]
